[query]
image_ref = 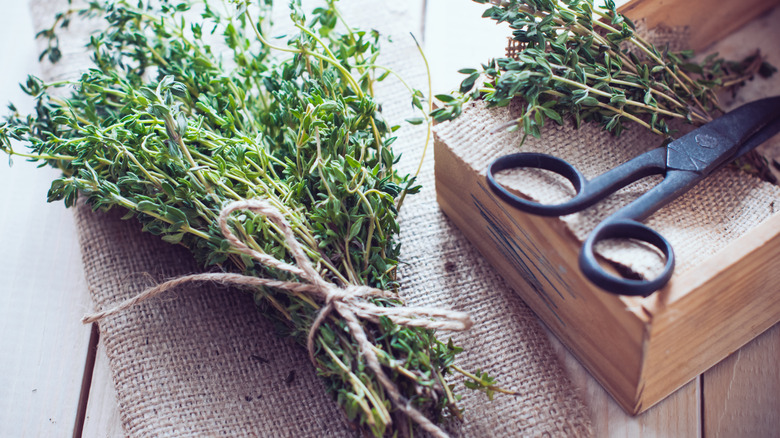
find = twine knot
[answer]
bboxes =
[82,198,472,438]
[327,285,366,304]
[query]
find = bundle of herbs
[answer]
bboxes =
[433,0,775,145]
[0,0,500,436]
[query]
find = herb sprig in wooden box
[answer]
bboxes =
[433,0,780,414]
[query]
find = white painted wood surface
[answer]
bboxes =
[1,0,777,436]
[82,343,124,438]
[0,0,93,436]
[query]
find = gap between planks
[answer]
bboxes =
[73,324,100,438]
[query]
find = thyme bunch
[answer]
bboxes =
[433,0,774,140]
[1,0,495,435]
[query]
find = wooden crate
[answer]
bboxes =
[620,0,779,52]
[434,1,780,415]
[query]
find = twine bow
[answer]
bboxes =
[83,199,473,438]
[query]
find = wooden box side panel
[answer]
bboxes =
[640,217,780,410]
[619,0,780,51]
[434,134,649,412]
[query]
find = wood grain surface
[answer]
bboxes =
[0,1,93,435]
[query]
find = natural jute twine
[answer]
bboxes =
[82,198,473,438]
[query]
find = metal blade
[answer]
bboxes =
[666,96,780,174]
[733,109,780,160]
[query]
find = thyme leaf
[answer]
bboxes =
[434,0,774,141]
[1,0,503,435]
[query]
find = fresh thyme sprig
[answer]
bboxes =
[432,0,774,141]
[1,0,501,435]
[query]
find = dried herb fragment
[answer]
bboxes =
[0,0,502,436]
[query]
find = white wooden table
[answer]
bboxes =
[1,1,777,436]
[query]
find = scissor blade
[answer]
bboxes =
[733,109,780,160]
[666,96,780,174]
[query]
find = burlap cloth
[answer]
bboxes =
[435,99,780,280]
[29,0,593,436]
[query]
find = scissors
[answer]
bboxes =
[486,96,780,296]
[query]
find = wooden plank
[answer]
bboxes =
[547,329,700,437]
[81,340,125,438]
[702,323,780,437]
[0,1,93,435]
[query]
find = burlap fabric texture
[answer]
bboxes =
[468,10,780,279]
[435,99,780,279]
[34,0,594,436]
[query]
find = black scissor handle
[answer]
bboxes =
[579,219,674,296]
[486,153,588,216]
[487,150,674,296]
[487,149,669,217]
